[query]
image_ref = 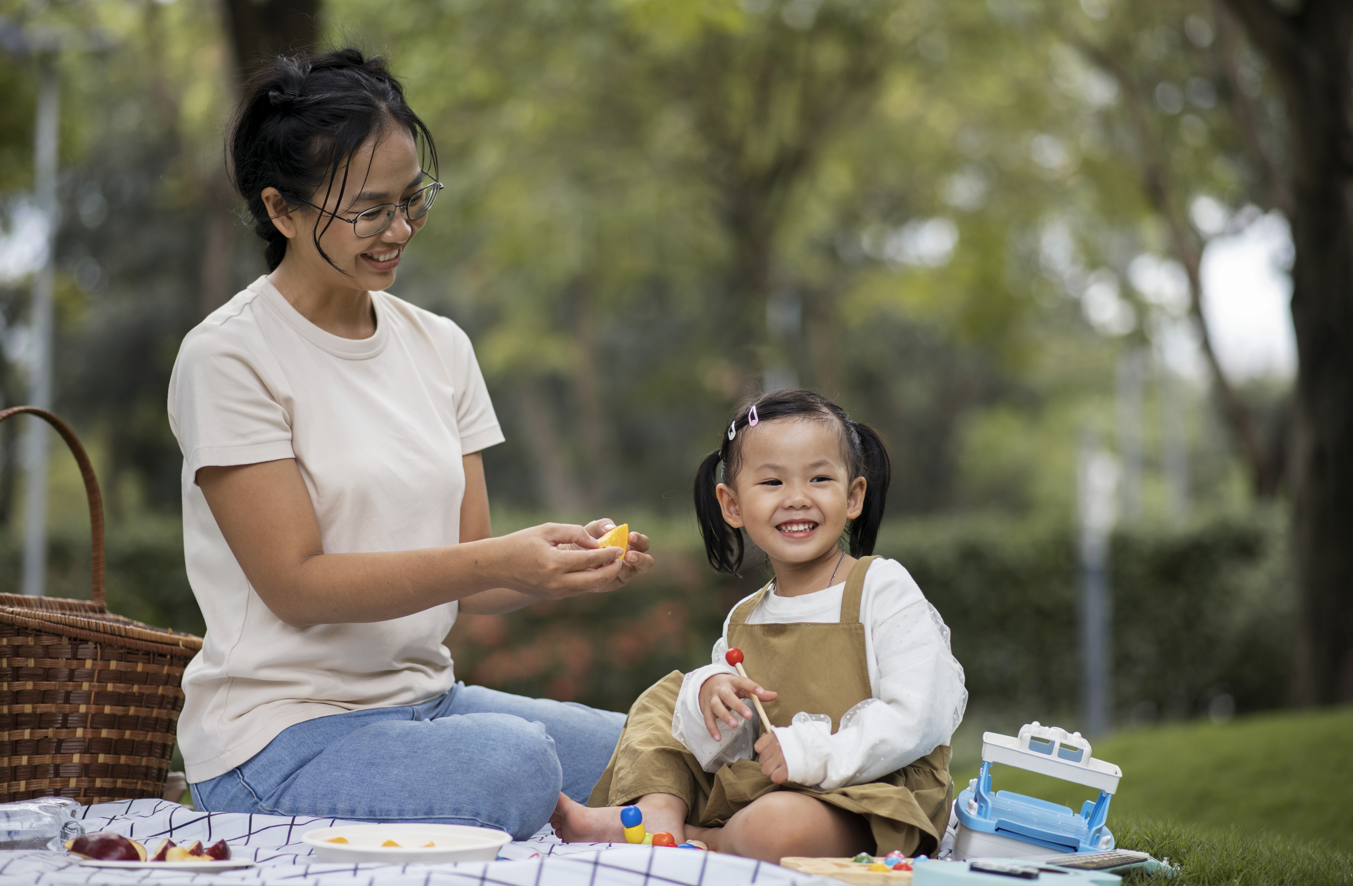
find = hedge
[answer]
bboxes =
[0,508,1292,727]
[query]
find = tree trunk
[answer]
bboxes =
[517,379,583,515]
[220,0,321,76]
[569,281,608,511]
[1223,0,1353,704]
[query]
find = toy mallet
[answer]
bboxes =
[724,647,771,733]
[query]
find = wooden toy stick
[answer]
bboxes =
[724,648,770,733]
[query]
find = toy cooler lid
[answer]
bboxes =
[982,723,1121,794]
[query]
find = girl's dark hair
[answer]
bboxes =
[694,389,892,575]
[228,48,438,272]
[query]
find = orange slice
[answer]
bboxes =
[597,523,629,552]
[326,837,349,844]
[382,840,402,848]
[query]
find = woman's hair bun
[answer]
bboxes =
[267,89,300,111]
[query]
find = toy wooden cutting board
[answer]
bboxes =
[780,857,913,885]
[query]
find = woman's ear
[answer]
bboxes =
[846,476,867,520]
[715,483,744,528]
[260,187,299,240]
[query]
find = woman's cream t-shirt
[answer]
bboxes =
[167,275,504,783]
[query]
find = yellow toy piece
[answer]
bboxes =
[642,833,653,845]
[597,523,630,553]
[624,824,646,844]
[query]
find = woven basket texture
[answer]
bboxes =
[0,407,202,803]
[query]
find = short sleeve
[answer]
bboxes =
[445,322,504,455]
[167,327,295,481]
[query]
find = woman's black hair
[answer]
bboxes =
[228,48,439,272]
[694,389,892,575]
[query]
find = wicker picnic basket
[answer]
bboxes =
[0,406,203,803]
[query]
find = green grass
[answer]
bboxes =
[949,707,1353,882]
[1113,819,1352,885]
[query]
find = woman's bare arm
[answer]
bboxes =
[197,457,626,628]
[455,452,653,615]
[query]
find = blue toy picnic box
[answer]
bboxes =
[953,722,1123,860]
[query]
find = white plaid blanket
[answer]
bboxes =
[0,800,835,885]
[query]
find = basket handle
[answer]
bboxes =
[0,406,105,606]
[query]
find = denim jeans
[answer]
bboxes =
[190,683,625,839]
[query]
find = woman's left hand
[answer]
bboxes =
[580,518,654,594]
[754,732,789,784]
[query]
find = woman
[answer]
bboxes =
[167,48,652,839]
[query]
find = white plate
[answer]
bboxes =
[302,824,512,864]
[74,858,256,871]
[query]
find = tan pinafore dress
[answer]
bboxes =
[590,556,953,856]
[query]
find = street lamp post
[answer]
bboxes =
[20,47,59,597]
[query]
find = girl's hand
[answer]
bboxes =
[698,673,777,742]
[754,732,789,784]
[581,518,654,594]
[495,523,628,599]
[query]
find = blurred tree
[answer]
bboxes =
[1066,3,1290,498]
[1062,0,1351,705]
[1214,0,1353,706]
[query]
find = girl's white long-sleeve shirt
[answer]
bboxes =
[670,558,967,791]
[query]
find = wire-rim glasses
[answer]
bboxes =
[293,176,444,238]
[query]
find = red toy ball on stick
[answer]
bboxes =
[722,647,771,733]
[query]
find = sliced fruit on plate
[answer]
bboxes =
[66,833,147,861]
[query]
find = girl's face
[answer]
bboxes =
[267,125,429,294]
[716,418,866,573]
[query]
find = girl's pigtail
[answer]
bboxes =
[694,449,743,574]
[848,422,891,557]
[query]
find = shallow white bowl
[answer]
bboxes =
[302,824,512,864]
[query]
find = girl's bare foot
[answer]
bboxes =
[550,792,693,844]
[551,794,626,843]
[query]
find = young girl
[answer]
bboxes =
[553,390,967,861]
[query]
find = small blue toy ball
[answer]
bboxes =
[620,806,643,828]
[677,842,699,849]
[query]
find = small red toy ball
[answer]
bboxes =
[892,862,912,872]
[651,832,677,847]
[725,648,744,667]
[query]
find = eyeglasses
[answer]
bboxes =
[293,176,444,238]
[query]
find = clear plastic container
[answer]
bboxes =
[0,800,84,852]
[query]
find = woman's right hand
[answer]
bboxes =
[493,522,628,600]
[699,673,777,742]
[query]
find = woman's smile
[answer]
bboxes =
[360,245,403,272]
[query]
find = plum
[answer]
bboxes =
[150,839,176,862]
[66,832,147,861]
[204,839,231,860]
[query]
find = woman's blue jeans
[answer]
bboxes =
[190,683,625,839]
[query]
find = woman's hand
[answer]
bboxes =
[698,673,777,742]
[492,522,632,600]
[754,732,789,784]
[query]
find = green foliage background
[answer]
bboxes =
[0,0,1309,812]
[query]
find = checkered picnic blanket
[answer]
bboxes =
[0,800,833,885]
